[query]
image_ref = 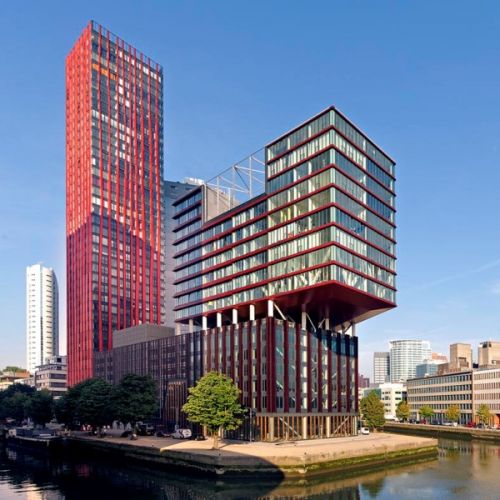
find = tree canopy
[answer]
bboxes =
[419,405,434,421]
[476,404,491,425]
[360,391,385,430]
[25,389,54,425]
[445,404,460,423]
[0,384,36,423]
[77,379,115,430]
[396,401,410,422]
[182,372,244,449]
[113,374,158,427]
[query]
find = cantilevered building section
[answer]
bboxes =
[172,107,396,440]
[66,22,164,385]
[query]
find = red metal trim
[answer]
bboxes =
[307,329,312,412]
[346,335,351,413]
[317,331,322,411]
[256,319,262,412]
[283,321,289,412]
[295,323,301,412]
[337,334,343,413]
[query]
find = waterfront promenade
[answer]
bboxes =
[69,432,437,477]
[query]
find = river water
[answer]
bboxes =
[0,438,499,499]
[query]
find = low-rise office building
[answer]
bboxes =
[472,367,500,426]
[407,371,473,425]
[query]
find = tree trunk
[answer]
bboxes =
[212,429,219,450]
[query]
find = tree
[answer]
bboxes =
[0,384,35,423]
[55,378,98,428]
[360,391,385,430]
[2,366,26,375]
[445,404,460,423]
[419,405,434,422]
[476,404,491,425]
[396,401,410,422]
[182,372,244,449]
[77,379,115,433]
[26,390,54,426]
[113,374,158,430]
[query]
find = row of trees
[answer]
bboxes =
[359,391,495,429]
[417,403,492,424]
[0,374,158,431]
[55,375,158,432]
[0,384,54,425]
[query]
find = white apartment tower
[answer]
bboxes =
[390,340,431,383]
[26,264,59,373]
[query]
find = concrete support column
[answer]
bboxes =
[301,311,307,330]
[216,312,222,329]
[267,300,274,317]
[324,306,330,330]
[351,322,357,337]
[202,316,208,331]
[232,308,238,325]
[302,416,308,439]
[326,416,331,437]
[175,323,181,335]
[249,304,255,322]
[269,417,275,441]
[188,319,194,334]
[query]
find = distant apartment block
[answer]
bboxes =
[359,375,370,389]
[373,352,390,384]
[390,340,431,383]
[26,264,59,373]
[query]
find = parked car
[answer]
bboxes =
[172,428,192,439]
[360,427,370,435]
[136,423,155,436]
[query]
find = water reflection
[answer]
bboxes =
[1,439,500,499]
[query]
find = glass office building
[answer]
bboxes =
[172,107,396,439]
[66,22,165,384]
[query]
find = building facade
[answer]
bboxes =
[373,351,390,384]
[34,356,67,398]
[379,382,406,419]
[164,180,200,328]
[407,371,473,425]
[478,341,500,368]
[171,107,397,439]
[26,264,59,373]
[449,343,473,372]
[66,21,165,385]
[390,340,431,383]
[472,367,500,426]
[416,360,443,378]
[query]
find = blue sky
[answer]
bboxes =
[1,1,500,377]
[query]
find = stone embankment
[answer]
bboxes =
[67,432,437,478]
[385,422,500,443]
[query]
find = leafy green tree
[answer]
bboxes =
[476,404,491,425]
[419,405,434,422]
[182,372,244,449]
[396,401,410,422]
[360,391,385,430]
[25,390,54,426]
[2,366,26,375]
[445,404,460,423]
[1,392,30,423]
[77,379,115,433]
[0,384,35,422]
[113,374,158,430]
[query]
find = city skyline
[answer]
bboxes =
[2,2,500,378]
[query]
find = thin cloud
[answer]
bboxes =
[409,257,500,292]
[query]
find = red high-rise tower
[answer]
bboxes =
[66,21,164,385]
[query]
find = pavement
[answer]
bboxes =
[73,431,436,461]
